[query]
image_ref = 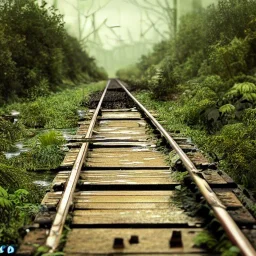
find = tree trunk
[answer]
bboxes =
[173,0,177,36]
[53,0,58,8]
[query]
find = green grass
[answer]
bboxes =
[1,81,106,182]
[3,81,106,129]
[0,81,106,244]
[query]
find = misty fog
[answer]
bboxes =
[44,0,218,76]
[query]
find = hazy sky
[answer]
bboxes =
[47,0,170,49]
[45,0,217,49]
[43,0,217,74]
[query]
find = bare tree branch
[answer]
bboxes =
[144,0,161,9]
[141,18,161,37]
[63,0,79,11]
[128,0,176,38]
[86,0,94,16]
[145,11,167,39]
[80,18,107,43]
[84,0,111,18]
[128,0,164,17]
[105,23,120,39]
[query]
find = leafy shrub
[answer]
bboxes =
[10,130,65,171]
[0,186,38,243]
[7,83,102,129]
[0,161,36,192]
[116,65,141,81]
[194,231,239,256]
[38,130,64,147]
[0,119,25,151]
[126,0,256,193]
[225,82,256,103]
[209,122,256,190]
[209,38,249,79]
[0,0,106,103]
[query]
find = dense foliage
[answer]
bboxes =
[1,81,105,174]
[0,185,38,244]
[0,0,107,104]
[118,0,256,192]
[0,81,105,243]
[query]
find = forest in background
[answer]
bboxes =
[0,0,107,105]
[117,0,256,192]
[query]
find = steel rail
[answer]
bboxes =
[116,79,256,256]
[46,80,110,252]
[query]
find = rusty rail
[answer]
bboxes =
[45,80,110,252]
[116,79,256,256]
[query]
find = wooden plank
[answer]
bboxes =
[85,161,168,167]
[64,228,206,255]
[101,111,141,119]
[75,202,173,209]
[98,120,147,128]
[74,195,173,203]
[202,171,227,185]
[228,207,256,225]
[77,191,176,196]
[72,209,203,225]
[81,177,176,185]
[214,191,243,208]
[90,141,157,147]
[98,117,143,121]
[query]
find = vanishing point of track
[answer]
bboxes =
[18,79,256,255]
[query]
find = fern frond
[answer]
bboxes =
[242,92,256,102]
[0,186,12,209]
[219,104,236,114]
[233,82,256,94]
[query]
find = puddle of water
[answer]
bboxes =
[77,109,86,118]
[4,142,30,159]
[29,171,55,189]
[33,180,51,187]
[11,110,20,116]
[4,152,21,159]
[2,111,83,191]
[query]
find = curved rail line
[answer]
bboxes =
[19,79,256,255]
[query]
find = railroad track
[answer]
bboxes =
[18,79,256,255]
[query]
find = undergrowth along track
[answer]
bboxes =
[18,79,256,255]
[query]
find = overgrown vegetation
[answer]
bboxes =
[1,81,105,175]
[10,130,65,171]
[0,81,105,243]
[0,186,38,244]
[0,0,108,246]
[118,0,256,192]
[171,171,240,256]
[0,0,107,104]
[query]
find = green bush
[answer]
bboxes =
[209,38,249,79]
[209,122,256,190]
[0,186,38,243]
[7,84,102,129]
[125,0,256,193]
[0,119,25,151]
[9,130,65,171]
[0,0,106,103]
[116,65,141,81]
